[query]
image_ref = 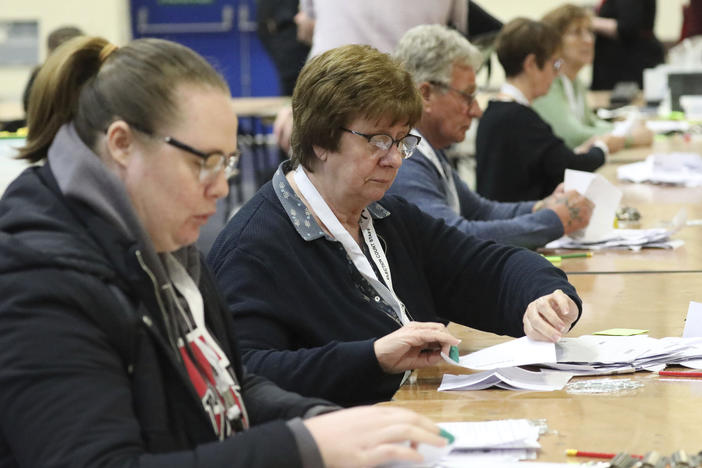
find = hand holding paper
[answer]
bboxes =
[538,188,594,235]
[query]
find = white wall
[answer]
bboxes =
[0,0,131,119]
[0,0,690,118]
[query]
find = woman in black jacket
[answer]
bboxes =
[0,36,446,468]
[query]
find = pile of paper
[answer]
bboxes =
[441,332,702,380]
[617,152,702,187]
[382,419,544,467]
[438,367,573,392]
[545,208,687,250]
[544,335,702,374]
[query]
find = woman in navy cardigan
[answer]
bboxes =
[209,44,583,407]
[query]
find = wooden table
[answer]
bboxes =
[384,273,702,460]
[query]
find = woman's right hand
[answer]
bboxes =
[373,321,460,374]
[304,406,447,468]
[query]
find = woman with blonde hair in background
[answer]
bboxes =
[533,3,652,152]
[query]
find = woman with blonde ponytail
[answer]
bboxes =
[0,37,448,468]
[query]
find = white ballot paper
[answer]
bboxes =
[441,336,556,370]
[683,301,702,338]
[378,419,549,468]
[681,301,702,369]
[438,367,574,392]
[564,169,622,243]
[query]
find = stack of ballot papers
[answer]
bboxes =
[438,367,574,391]
[437,302,702,390]
[381,419,544,467]
[544,335,702,374]
[545,208,686,250]
[439,333,702,389]
[617,152,702,187]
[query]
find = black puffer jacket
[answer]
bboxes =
[0,160,330,468]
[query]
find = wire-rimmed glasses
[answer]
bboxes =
[339,127,421,159]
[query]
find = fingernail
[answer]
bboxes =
[439,428,455,444]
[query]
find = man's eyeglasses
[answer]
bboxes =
[125,123,240,183]
[428,81,477,108]
[340,127,421,159]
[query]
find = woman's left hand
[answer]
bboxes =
[523,289,579,342]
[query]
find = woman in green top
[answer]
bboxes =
[533,4,652,152]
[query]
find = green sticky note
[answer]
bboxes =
[593,328,648,336]
[449,345,459,363]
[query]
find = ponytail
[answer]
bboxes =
[19,37,111,163]
[19,36,229,164]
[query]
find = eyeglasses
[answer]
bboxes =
[428,80,477,108]
[162,136,240,182]
[125,123,240,183]
[339,127,421,159]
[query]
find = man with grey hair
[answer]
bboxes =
[388,24,594,249]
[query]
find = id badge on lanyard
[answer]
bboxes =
[293,165,410,325]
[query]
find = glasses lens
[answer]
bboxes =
[398,135,420,158]
[224,153,240,178]
[368,134,393,152]
[199,153,224,182]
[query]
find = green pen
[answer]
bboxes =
[448,345,460,363]
[439,427,455,444]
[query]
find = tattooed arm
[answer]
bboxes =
[534,186,594,235]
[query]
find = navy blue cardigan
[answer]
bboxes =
[208,171,581,407]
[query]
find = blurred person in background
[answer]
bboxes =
[476,18,607,203]
[533,4,652,151]
[389,24,593,250]
[591,0,664,90]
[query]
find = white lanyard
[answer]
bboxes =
[560,75,585,121]
[499,83,530,106]
[293,165,410,325]
[415,129,460,214]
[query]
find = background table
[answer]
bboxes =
[541,134,702,273]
